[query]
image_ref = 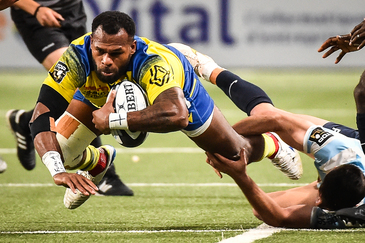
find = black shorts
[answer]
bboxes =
[323,121,360,140]
[10,2,87,63]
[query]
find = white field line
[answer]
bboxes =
[0,229,243,235]
[219,223,364,243]
[0,182,308,187]
[219,224,281,243]
[0,225,361,237]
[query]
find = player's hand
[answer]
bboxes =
[318,35,358,64]
[53,172,98,196]
[206,148,248,179]
[0,0,18,11]
[350,18,365,50]
[92,90,116,135]
[36,6,64,28]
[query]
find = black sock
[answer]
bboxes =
[215,70,273,115]
[90,137,102,147]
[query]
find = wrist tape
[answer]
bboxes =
[109,111,128,130]
[42,151,66,177]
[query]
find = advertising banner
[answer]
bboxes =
[0,0,364,68]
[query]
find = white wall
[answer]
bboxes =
[1,0,365,68]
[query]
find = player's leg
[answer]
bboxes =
[354,69,365,151]
[189,105,265,162]
[61,91,133,199]
[172,44,303,178]
[50,99,117,209]
[7,10,72,169]
[182,78,302,179]
[233,108,313,152]
[90,137,134,196]
[0,156,7,173]
[41,47,68,70]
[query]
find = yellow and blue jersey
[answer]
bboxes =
[44,33,214,133]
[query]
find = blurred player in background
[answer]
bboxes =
[0,0,19,173]
[0,0,16,10]
[5,0,133,196]
[172,43,365,228]
[318,18,365,152]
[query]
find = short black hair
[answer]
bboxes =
[91,11,135,37]
[319,164,365,211]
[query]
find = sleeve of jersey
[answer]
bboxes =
[139,57,181,104]
[43,47,86,103]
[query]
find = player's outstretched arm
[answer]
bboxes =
[206,149,312,228]
[32,104,98,196]
[318,35,359,64]
[350,18,365,49]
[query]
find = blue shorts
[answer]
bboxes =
[182,77,214,137]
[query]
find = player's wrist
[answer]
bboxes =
[109,111,129,130]
[33,5,43,17]
[42,151,66,177]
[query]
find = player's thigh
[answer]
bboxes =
[42,47,68,70]
[65,99,100,135]
[190,106,246,159]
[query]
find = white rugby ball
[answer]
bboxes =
[110,80,149,148]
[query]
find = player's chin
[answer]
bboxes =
[98,73,119,84]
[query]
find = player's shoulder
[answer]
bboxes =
[70,32,92,47]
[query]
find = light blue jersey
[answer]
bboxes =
[303,125,365,182]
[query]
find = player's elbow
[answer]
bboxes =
[252,208,293,228]
[171,108,189,129]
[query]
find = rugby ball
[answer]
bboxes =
[109,80,149,147]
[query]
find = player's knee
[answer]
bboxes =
[56,112,97,168]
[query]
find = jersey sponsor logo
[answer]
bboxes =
[309,127,333,146]
[149,65,171,86]
[51,61,69,83]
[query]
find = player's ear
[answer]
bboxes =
[130,40,136,54]
[316,194,328,209]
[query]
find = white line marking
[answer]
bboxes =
[0,229,244,235]
[219,223,365,243]
[1,226,361,236]
[219,224,281,243]
[0,183,307,187]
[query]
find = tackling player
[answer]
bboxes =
[0,0,19,173]
[30,11,302,209]
[172,43,365,229]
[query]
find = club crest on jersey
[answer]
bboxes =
[51,61,69,83]
[309,127,333,146]
[149,65,171,86]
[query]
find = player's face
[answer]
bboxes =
[91,27,136,84]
